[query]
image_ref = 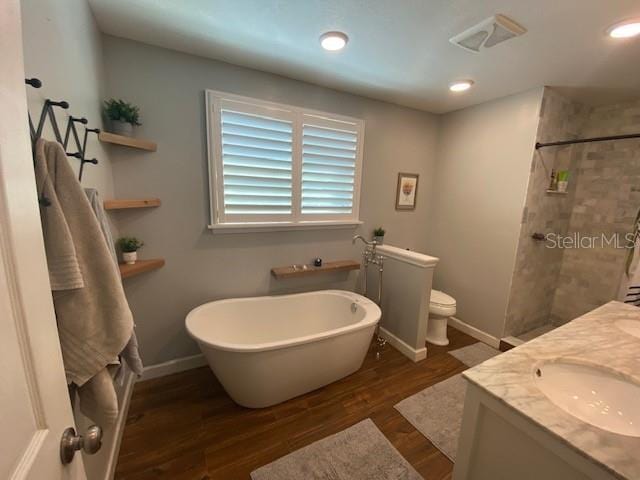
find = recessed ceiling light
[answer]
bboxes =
[608,20,640,38]
[449,80,474,92]
[320,31,348,51]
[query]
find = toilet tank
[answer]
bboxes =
[365,244,439,361]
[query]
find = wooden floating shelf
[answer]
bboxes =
[104,198,161,210]
[546,190,568,195]
[99,131,157,152]
[271,260,360,279]
[119,258,165,279]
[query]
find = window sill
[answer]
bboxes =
[207,220,363,234]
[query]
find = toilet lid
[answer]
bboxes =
[430,289,456,307]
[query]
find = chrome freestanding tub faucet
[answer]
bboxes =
[352,234,376,247]
[352,235,386,358]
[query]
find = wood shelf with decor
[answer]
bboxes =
[119,259,165,279]
[271,260,360,279]
[98,131,157,151]
[104,198,161,210]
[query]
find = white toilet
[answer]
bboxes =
[426,289,457,346]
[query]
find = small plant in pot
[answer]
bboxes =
[373,227,385,245]
[118,237,144,265]
[103,98,141,136]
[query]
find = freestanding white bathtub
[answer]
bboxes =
[186,290,381,408]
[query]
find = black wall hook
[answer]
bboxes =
[33,98,70,144]
[64,116,87,153]
[26,77,101,183]
[47,99,69,109]
[78,128,101,181]
[25,78,42,88]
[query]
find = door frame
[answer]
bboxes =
[0,0,86,478]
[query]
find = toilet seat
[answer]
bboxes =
[429,289,456,317]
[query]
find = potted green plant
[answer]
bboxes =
[103,98,141,136]
[373,227,385,245]
[118,237,144,265]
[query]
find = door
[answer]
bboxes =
[0,0,86,479]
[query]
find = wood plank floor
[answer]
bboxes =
[115,327,477,479]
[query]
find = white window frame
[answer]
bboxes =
[205,90,364,233]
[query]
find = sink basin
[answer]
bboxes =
[616,319,640,339]
[534,361,640,437]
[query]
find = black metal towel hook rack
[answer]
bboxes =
[25,77,100,181]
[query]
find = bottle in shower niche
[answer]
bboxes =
[556,170,569,192]
[548,169,558,191]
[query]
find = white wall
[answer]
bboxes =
[102,36,440,366]
[427,88,543,338]
[21,0,116,197]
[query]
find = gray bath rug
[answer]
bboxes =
[394,343,501,461]
[448,342,500,368]
[251,418,422,480]
[395,374,465,461]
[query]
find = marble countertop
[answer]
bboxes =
[464,301,640,480]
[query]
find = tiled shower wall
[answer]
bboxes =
[550,100,640,323]
[504,90,640,336]
[504,88,587,336]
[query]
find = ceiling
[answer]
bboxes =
[88,0,640,114]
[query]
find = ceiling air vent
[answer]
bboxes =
[450,14,526,53]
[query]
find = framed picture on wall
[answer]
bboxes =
[395,173,419,210]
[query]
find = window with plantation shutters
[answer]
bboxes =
[301,116,359,219]
[206,91,363,231]
[220,110,293,218]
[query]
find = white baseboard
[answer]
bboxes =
[140,353,207,381]
[379,327,427,362]
[448,317,501,349]
[103,370,135,480]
